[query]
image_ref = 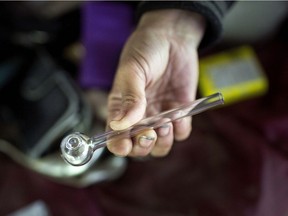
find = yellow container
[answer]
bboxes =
[199,46,268,105]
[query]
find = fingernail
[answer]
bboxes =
[158,125,170,137]
[139,136,155,148]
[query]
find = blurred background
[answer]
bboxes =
[0,1,288,216]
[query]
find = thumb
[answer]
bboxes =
[109,69,147,131]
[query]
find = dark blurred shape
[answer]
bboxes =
[0,50,91,157]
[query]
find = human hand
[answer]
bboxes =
[106,9,206,157]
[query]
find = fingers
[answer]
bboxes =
[107,124,174,158]
[129,123,175,158]
[150,117,192,157]
[107,137,132,157]
[107,116,192,158]
[129,129,157,157]
[173,116,192,141]
[109,96,146,131]
[152,123,174,157]
[108,65,147,131]
[107,128,157,157]
[107,119,191,157]
[106,78,149,156]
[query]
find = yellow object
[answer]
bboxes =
[199,46,268,105]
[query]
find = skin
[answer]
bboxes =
[106,9,206,157]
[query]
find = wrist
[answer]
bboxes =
[137,9,206,48]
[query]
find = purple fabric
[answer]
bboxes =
[79,2,134,90]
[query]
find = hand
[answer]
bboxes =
[106,9,206,157]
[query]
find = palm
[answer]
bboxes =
[141,36,199,118]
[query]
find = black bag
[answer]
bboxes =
[0,49,92,158]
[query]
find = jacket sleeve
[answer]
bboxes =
[136,1,235,49]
